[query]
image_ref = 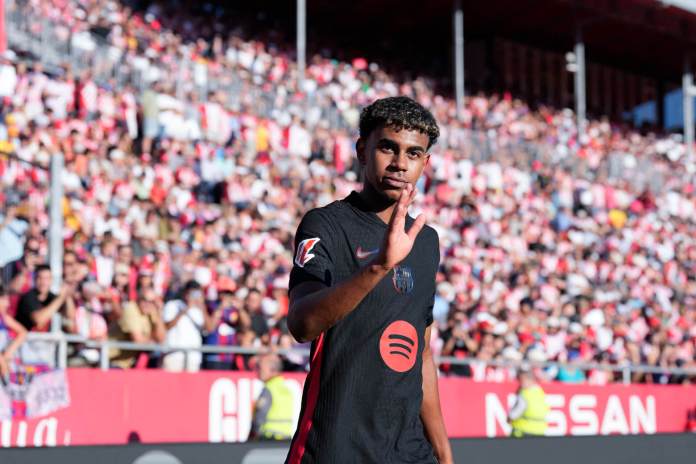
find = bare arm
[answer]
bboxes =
[421,324,454,464]
[236,308,252,331]
[150,309,166,343]
[288,184,425,343]
[31,289,68,330]
[205,307,222,333]
[62,295,77,334]
[1,314,27,360]
[8,271,27,294]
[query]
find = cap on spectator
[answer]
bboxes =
[217,276,237,294]
[582,308,605,327]
[194,267,212,286]
[493,321,508,335]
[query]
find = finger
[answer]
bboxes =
[408,185,418,205]
[406,213,426,241]
[391,199,408,234]
[388,187,408,227]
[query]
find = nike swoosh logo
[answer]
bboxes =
[356,246,380,259]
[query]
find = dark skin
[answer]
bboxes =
[287,125,454,463]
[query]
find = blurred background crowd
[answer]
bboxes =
[0,0,694,385]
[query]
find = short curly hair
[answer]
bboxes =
[359,96,439,149]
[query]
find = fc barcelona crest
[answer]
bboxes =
[392,265,414,294]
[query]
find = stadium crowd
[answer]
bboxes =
[0,0,694,384]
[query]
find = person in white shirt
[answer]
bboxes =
[0,52,18,100]
[287,117,311,159]
[162,280,210,372]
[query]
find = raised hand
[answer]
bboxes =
[372,183,426,271]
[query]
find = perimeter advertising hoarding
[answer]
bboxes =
[0,369,693,446]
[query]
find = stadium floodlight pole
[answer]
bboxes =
[683,54,694,163]
[574,25,587,140]
[454,0,465,120]
[297,0,306,92]
[49,152,64,332]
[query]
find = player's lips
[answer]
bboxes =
[382,176,408,188]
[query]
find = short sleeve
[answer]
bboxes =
[289,209,336,292]
[425,292,435,327]
[162,300,182,324]
[16,291,39,330]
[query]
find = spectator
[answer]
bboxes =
[249,353,294,441]
[109,286,166,369]
[245,289,270,345]
[440,310,475,377]
[0,52,17,102]
[162,280,208,372]
[66,281,109,366]
[556,351,587,383]
[15,265,71,332]
[0,285,28,380]
[202,277,251,370]
[0,0,693,383]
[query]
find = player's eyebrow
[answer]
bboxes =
[376,138,426,153]
[376,138,400,151]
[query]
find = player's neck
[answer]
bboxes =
[357,183,397,224]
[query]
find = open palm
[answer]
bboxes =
[375,184,426,270]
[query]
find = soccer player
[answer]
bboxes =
[285,97,453,463]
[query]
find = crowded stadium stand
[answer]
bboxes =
[0,0,695,455]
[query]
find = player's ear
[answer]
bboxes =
[356,138,366,166]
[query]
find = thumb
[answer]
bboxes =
[406,214,426,242]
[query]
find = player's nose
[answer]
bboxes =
[390,150,408,171]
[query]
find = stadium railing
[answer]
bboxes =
[22,332,696,385]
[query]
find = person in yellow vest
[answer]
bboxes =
[249,353,295,441]
[508,366,549,437]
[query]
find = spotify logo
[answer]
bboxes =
[379,320,418,372]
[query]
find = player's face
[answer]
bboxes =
[357,126,430,202]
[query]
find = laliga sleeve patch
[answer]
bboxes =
[294,237,321,268]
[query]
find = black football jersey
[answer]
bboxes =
[285,191,440,464]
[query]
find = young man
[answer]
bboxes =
[286,97,453,463]
[16,264,70,332]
